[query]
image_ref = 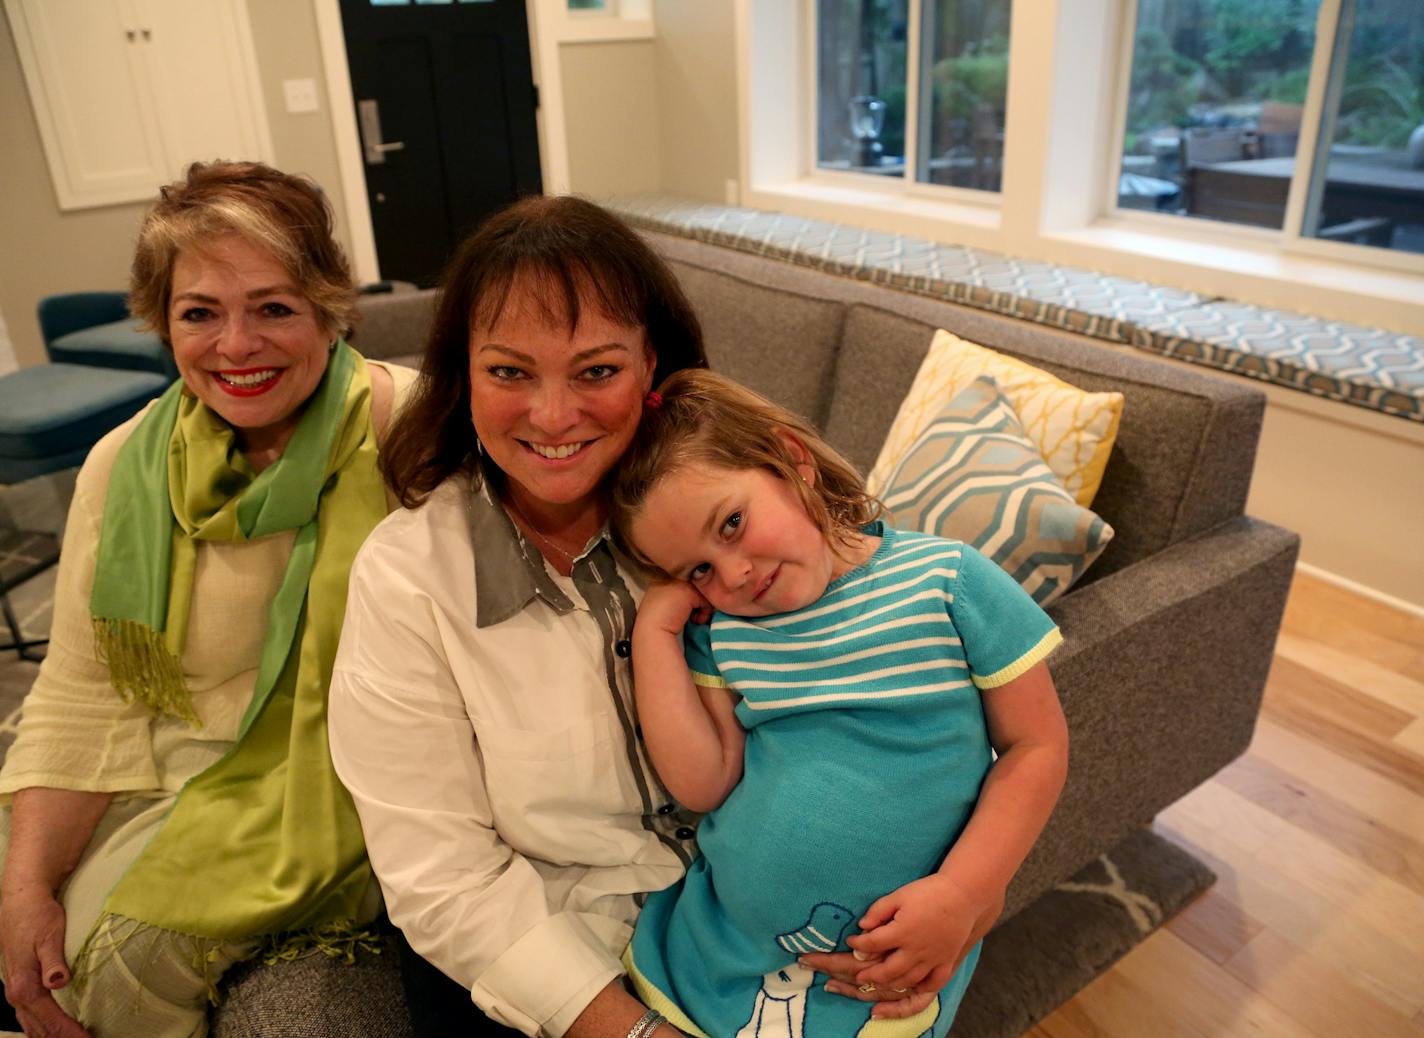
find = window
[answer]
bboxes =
[1302,0,1424,254]
[1117,0,1423,257]
[814,0,1013,193]
[741,1,1422,332]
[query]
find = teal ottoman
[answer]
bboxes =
[0,363,170,484]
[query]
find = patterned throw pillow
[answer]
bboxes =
[881,377,1114,606]
[867,329,1124,507]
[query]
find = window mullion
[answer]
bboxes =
[1104,0,1140,219]
[1282,0,1346,241]
[802,0,817,179]
[904,0,925,184]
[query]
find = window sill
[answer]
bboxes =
[744,179,1001,245]
[1044,219,1424,333]
[555,17,653,44]
[743,178,1423,335]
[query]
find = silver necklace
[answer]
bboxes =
[505,495,581,566]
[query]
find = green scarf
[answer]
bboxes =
[78,341,387,986]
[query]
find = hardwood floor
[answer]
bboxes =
[1027,571,1424,1038]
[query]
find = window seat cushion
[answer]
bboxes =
[606,193,1423,424]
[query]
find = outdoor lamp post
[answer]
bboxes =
[849,94,887,168]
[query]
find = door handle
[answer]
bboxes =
[358,99,406,165]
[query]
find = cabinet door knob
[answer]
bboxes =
[126,29,135,41]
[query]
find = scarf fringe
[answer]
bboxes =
[258,919,386,967]
[71,911,385,1008]
[92,617,200,725]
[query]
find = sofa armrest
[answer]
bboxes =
[1001,516,1299,919]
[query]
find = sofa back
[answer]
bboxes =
[351,234,1268,580]
[352,288,435,369]
[650,231,1265,580]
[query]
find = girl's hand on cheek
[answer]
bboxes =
[636,580,712,637]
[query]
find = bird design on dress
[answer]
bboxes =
[735,902,854,1038]
[735,901,943,1038]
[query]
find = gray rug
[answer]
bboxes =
[951,827,1214,1037]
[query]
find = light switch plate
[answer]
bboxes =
[283,79,320,114]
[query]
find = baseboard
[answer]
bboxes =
[1296,560,1424,620]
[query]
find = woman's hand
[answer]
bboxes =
[2,788,110,1038]
[795,947,938,1020]
[0,884,90,1038]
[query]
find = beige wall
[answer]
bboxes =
[0,9,149,368]
[1247,390,1424,611]
[243,0,351,255]
[559,39,661,197]
[0,2,347,369]
[653,0,739,203]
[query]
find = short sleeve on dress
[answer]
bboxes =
[682,621,725,688]
[950,544,1062,689]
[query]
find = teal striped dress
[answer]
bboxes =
[627,523,1061,1038]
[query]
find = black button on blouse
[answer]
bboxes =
[615,639,632,658]
[675,826,696,840]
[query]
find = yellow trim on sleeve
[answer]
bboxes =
[690,670,727,689]
[973,627,1063,689]
[622,945,710,1038]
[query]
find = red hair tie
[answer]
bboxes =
[644,391,663,409]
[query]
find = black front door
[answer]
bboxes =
[339,0,543,286]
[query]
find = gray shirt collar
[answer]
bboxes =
[469,473,623,628]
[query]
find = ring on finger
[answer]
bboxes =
[858,982,877,993]
[891,987,910,993]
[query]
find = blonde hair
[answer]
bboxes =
[610,369,881,575]
[129,160,357,344]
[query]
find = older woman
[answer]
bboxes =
[0,161,415,1038]
[327,197,709,1038]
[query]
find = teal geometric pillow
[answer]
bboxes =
[881,376,1114,606]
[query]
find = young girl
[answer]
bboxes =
[609,370,1069,1038]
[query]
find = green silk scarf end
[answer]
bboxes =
[79,342,389,982]
[90,616,197,724]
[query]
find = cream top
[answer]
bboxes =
[0,360,418,802]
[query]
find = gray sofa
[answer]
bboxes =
[216,229,1299,1034]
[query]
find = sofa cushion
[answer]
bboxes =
[870,329,1123,507]
[0,364,169,460]
[882,377,1113,605]
[47,318,173,377]
[665,260,844,427]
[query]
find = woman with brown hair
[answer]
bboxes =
[0,160,416,1038]
[327,195,710,1037]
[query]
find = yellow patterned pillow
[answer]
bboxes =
[867,329,1123,506]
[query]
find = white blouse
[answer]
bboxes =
[328,474,694,1037]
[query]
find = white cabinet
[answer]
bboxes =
[5,0,271,210]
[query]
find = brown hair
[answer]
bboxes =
[129,160,357,343]
[610,369,881,575]
[381,194,707,507]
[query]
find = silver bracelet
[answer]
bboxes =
[627,1008,666,1038]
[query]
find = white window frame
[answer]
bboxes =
[557,0,652,43]
[735,0,1424,335]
